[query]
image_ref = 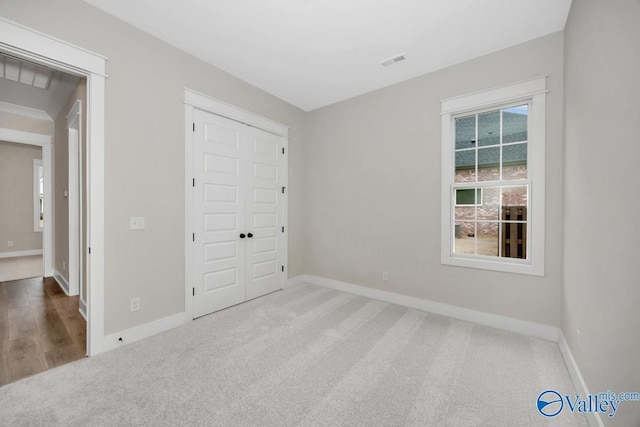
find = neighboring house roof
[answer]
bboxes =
[455,111,527,168]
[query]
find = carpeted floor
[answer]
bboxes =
[0,284,586,426]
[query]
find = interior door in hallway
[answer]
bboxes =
[193,109,284,318]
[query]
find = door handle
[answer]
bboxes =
[247,233,253,238]
[239,233,246,239]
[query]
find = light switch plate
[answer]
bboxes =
[129,216,145,230]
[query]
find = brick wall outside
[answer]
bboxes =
[454,165,527,236]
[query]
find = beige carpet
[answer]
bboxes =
[0,284,586,426]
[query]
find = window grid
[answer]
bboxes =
[452,102,530,260]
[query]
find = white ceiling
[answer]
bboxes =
[84,0,572,112]
[0,53,81,120]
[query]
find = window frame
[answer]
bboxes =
[440,77,546,276]
[33,158,44,233]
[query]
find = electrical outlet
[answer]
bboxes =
[130,297,140,312]
[7,241,13,247]
[129,217,145,230]
[383,271,389,281]
[62,261,66,271]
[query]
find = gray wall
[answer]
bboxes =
[563,1,640,426]
[303,32,564,327]
[0,111,51,255]
[0,0,305,334]
[0,140,42,253]
[0,111,54,135]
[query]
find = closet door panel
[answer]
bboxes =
[245,129,283,300]
[193,110,246,317]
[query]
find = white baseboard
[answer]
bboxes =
[54,270,70,295]
[103,312,186,352]
[0,249,43,259]
[291,274,558,342]
[79,297,87,321]
[558,330,603,427]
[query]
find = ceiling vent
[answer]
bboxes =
[381,54,406,67]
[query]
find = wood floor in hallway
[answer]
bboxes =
[0,276,86,387]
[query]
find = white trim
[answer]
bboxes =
[0,18,107,356]
[441,77,546,276]
[184,103,195,324]
[0,128,51,146]
[72,99,85,308]
[33,159,43,233]
[86,73,106,356]
[79,298,87,321]
[66,100,81,297]
[41,147,51,278]
[0,128,53,276]
[302,274,558,342]
[441,75,548,114]
[184,89,289,322]
[54,269,70,295]
[0,249,43,259]
[280,129,289,290]
[184,88,289,136]
[0,17,107,76]
[0,101,52,121]
[103,312,186,352]
[66,99,81,122]
[558,330,603,427]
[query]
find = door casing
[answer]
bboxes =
[67,100,82,298]
[0,17,107,355]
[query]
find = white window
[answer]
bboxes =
[33,159,44,232]
[440,77,546,276]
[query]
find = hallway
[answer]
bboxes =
[0,277,86,386]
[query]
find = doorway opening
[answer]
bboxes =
[1,17,107,359]
[0,53,88,385]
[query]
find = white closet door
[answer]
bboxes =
[192,108,285,318]
[245,127,283,300]
[193,110,247,318]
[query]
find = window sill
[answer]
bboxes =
[441,254,544,276]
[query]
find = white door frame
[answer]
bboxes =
[0,128,53,276]
[0,17,107,355]
[66,100,81,297]
[33,159,44,233]
[184,88,289,323]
